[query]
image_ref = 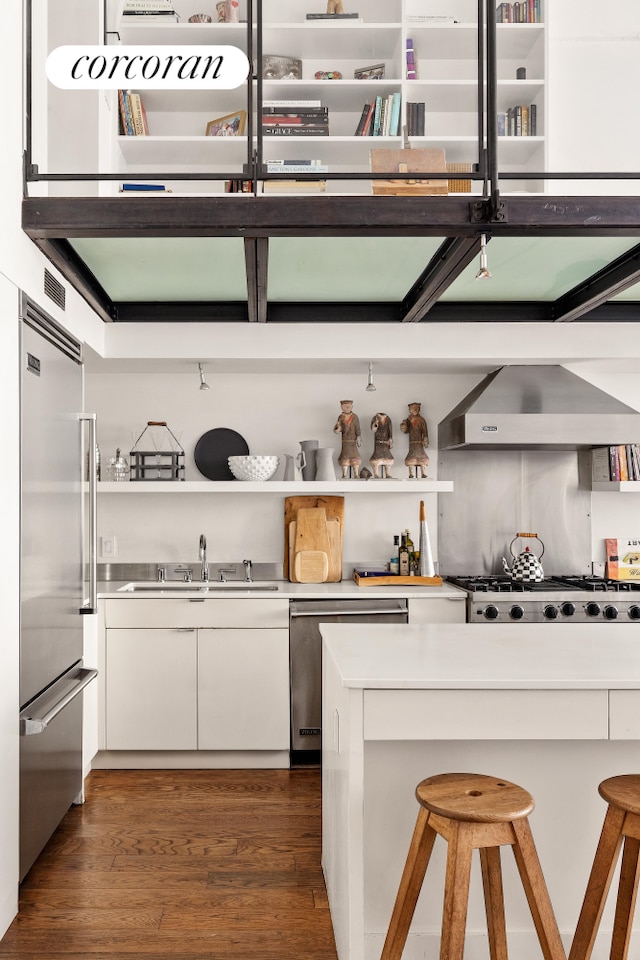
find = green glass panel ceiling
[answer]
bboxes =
[70,235,640,305]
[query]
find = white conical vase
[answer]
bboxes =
[418,500,435,577]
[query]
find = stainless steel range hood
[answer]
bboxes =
[438,365,640,450]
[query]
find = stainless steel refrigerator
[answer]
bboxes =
[19,297,97,882]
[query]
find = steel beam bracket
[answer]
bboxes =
[470,200,490,223]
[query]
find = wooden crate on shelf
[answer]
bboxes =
[370,148,447,196]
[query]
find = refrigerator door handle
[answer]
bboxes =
[20,668,98,736]
[79,413,97,614]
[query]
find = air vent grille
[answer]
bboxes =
[20,294,82,363]
[43,269,66,311]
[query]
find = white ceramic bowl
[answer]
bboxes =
[228,455,279,481]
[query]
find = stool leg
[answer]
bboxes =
[610,835,640,960]
[511,818,566,960]
[569,805,626,960]
[480,846,509,960]
[440,820,474,960]
[380,807,437,960]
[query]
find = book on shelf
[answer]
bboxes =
[120,183,172,191]
[122,10,180,17]
[406,101,425,136]
[406,39,416,80]
[504,103,537,136]
[264,158,324,165]
[406,14,460,22]
[262,179,327,193]
[306,12,362,18]
[225,179,254,193]
[118,90,149,136]
[372,96,383,136]
[496,1,542,23]
[262,116,328,125]
[263,99,322,108]
[592,444,640,482]
[265,163,329,173]
[447,162,473,193]
[263,106,328,116]
[123,0,174,8]
[263,125,330,136]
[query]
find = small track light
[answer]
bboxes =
[475,234,492,280]
[198,363,210,391]
[366,362,377,392]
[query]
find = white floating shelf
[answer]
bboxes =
[98,480,454,493]
[592,481,640,492]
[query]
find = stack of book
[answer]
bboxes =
[262,101,329,136]
[406,101,425,136]
[496,1,542,23]
[262,159,328,193]
[225,179,254,193]
[592,444,640,482]
[118,90,149,136]
[354,93,401,137]
[305,12,362,19]
[498,104,537,136]
[122,0,179,20]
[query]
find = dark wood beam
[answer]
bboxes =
[23,195,640,240]
[28,237,115,323]
[401,237,481,322]
[113,301,249,322]
[551,242,640,322]
[244,237,269,322]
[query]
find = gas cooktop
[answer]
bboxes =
[445,575,640,623]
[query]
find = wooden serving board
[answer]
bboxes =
[284,496,344,580]
[353,573,443,587]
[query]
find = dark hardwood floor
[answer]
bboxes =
[0,768,338,960]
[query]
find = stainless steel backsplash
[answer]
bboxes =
[437,449,592,577]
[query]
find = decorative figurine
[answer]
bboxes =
[334,399,361,478]
[400,402,429,478]
[369,412,394,478]
[326,0,344,12]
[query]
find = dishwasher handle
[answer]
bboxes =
[20,668,98,736]
[290,601,408,618]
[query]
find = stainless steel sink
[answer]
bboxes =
[117,581,279,593]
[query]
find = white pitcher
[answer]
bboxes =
[283,451,305,481]
[299,440,319,481]
[315,447,336,481]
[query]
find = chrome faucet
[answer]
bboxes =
[243,559,253,583]
[199,534,209,582]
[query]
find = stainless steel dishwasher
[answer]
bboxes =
[289,598,409,764]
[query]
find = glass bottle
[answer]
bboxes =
[399,533,410,576]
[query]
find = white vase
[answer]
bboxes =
[315,447,336,481]
[299,440,319,481]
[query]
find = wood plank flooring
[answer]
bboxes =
[0,768,338,960]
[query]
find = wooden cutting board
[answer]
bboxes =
[284,496,344,580]
[294,550,330,583]
[289,517,342,583]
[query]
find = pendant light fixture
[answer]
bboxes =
[366,361,377,392]
[475,234,492,280]
[198,362,210,390]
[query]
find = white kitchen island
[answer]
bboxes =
[321,623,640,960]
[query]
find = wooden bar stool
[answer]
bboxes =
[569,774,640,960]
[380,772,566,960]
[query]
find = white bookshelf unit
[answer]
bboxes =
[107,0,546,196]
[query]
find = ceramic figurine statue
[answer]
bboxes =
[326,0,344,13]
[400,402,429,478]
[369,412,394,478]
[333,399,361,478]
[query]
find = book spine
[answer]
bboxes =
[610,444,620,481]
[262,107,328,115]
[264,159,323,165]
[120,183,167,191]
[354,103,370,136]
[265,164,328,173]
[361,101,375,135]
[521,104,529,136]
[389,92,401,137]
[305,12,360,17]
[264,126,330,136]
[263,99,322,107]
[591,447,611,482]
[406,39,416,80]
[618,444,629,481]
[633,443,640,481]
[262,114,328,123]
[529,102,537,136]
[497,112,506,136]
[417,101,425,136]
[119,90,134,136]
[372,96,383,136]
[129,93,146,136]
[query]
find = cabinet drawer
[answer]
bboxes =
[363,689,609,741]
[610,691,640,739]
[104,597,289,628]
[408,597,466,624]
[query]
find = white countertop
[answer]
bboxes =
[321,622,640,689]
[97,580,467,601]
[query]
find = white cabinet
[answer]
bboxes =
[106,626,198,749]
[102,598,290,754]
[408,595,465,623]
[198,627,289,749]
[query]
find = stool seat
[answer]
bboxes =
[416,772,535,823]
[380,771,565,960]
[598,773,640,815]
[570,774,640,960]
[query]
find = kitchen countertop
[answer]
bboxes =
[97,580,468,600]
[321,621,640,688]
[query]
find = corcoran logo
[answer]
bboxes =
[45,45,249,90]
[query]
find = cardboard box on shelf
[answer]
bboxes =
[605,538,640,580]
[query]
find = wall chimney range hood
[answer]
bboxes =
[438,365,640,450]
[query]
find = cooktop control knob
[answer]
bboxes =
[543,605,558,620]
[603,605,618,620]
[561,602,576,617]
[484,605,499,620]
[585,602,601,618]
[629,605,640,621]
[509,604,525,620]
